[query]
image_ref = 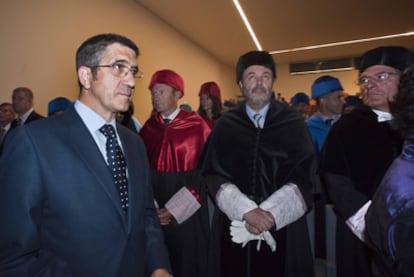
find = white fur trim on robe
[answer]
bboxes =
[259,183,307,230]
[216,183,257,221]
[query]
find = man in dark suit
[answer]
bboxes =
[0,33,171,277]
[10,86,44,129]
[0,102,16,144]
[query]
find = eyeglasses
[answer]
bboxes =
[92,62,144,79]
[356,71,400,86]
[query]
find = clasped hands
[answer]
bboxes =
[230,208,276,252]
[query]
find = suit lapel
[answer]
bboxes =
[61,107,128,226]
[117,125,140,231]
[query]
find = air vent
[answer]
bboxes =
[290,57,357,75]
[290,62,318,73]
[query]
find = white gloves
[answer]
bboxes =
[262,231,276,252]
[230,220,263,250]
[230,220,276,252]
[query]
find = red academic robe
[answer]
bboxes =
[140,110,210,172]
[200,114,218,129]
[140,110,211,277]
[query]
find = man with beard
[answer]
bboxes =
[320,46,414,277]
[200,50,316,277]
[140,69,211,277]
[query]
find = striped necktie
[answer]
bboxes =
[253,113,262,128]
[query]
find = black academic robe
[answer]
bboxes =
[140,110,211,277]
[200,101,316,277]
[320,106,403,277]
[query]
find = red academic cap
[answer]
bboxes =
[149,69,184,98]
[198,81,222,104]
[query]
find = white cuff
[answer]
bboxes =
[346,200,371,242]
[165,186,201,224]
[259,183,307,230]
[154,199,159,209]
[216,183,257,221]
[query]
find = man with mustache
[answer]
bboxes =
[200,50,316,277]
[320,46,414,277]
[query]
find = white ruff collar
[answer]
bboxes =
[372,109,392,122]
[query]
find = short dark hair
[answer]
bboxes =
[389,66,414,138]
[12,87,33,101]
[0,102,13,109]
[76,33,139,90]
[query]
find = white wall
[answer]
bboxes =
[0,0,239,123]
[0,0,362,123]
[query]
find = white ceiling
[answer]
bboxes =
[134,0,414,67]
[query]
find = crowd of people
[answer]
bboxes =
[1,32,414,277]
